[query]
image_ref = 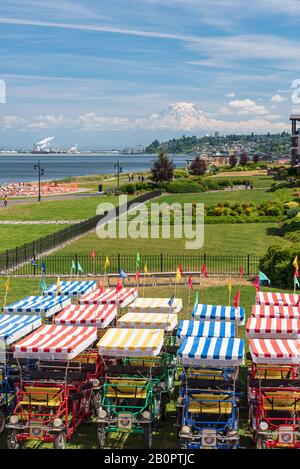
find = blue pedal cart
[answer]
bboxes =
[177,336,244,449]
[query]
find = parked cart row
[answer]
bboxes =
[176,301,245,449]
[247,290,300,449]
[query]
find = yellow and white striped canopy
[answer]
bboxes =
[97,328,164,357]
[117,312,178,331]
[128,297,182,314]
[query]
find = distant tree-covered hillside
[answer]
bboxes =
[145,132,291,155]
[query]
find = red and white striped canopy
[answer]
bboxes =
[256,292,299,306]
[251,305,300,319]
[54,304,117,328]
[249,338,300,364]
[13,325,97,360]
[78,287,138,308]
[246,318,300,339]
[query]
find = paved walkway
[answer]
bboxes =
[0,190,105,207]
[0,220,83,225]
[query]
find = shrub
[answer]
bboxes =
[287,208,300,219]
[259,246,299,287]
[204,179,219,190]
[164,181,205,193]
[174,169,188,179]
[265,206,281,216]
[283,201,299,209]
[119,183,136,194]
[212,207,224,216]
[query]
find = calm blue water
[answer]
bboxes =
[0,153,188,185]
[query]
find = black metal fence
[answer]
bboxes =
[0,190,162,273]
[14,253,259,276]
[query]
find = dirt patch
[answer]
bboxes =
[211,170,268,177]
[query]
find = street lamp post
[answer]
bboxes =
[34,160,44,202]
[114,160,122,187]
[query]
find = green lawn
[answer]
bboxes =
[0,225,69,253]
[0,195,131,221]
[210,174,274,189]
[0,277,295,449]
[53,222,292,257]
[154,187,293,207]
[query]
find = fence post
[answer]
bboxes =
[247,254,250,276]
[160,253,163,273]
[33,251,37,276]
[117,253,121,273]
[75,253,78,275]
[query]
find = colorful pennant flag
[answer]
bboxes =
[136,252,141,269]
[233,290,240,308]
[294,275,300,289]
[293,256,299,271]
[259,271,271,285]
[40,276,47,293]
[187,275,193,289]
[179,262,183,275]
[144,262,150,276]
[254,275,260,291]
[168,294,175,308]
[77,261,84,273]
[239,265,243,280]
[116,277,123,293]
[227,278,232,294]
[71,260,76,272]
[201,263,208,277]
[119,269,128,279]
[176,267,181,283]
[90,250,97,259]
[104,255,110,272]
[40,261,46,274]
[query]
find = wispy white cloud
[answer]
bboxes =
[228,98,269,115]
[1,102,289,134]
[271,94,287,103]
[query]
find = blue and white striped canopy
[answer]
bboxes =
[192,304,245,324]
[0,315,42,345]
[43,281,96,297]
[178,337,244,366]
[2,295,71,318]
[177,320,235,340]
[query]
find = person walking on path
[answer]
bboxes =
[3,194,8,207]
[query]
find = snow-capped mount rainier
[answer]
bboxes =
[146,102,216,130]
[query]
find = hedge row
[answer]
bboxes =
[259,246,299,288]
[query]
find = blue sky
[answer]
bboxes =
[0,0,299,149]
